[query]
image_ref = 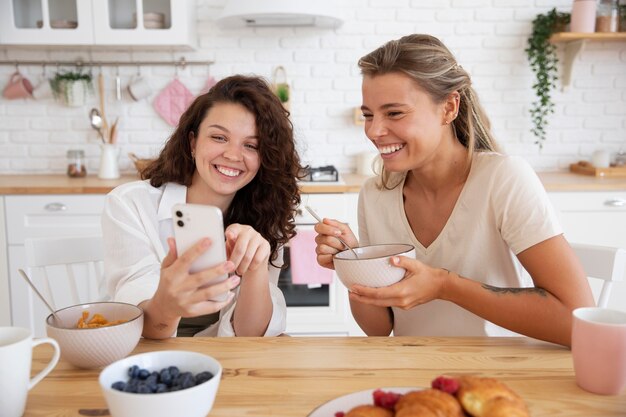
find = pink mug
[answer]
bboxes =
[571,307,626,395]
[2,72,33,100]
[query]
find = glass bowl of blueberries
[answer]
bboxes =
[99,350,222,417]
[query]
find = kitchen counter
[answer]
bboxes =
[0,171,625,195]
[0,173,368,195]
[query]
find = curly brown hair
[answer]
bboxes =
[142,75,304,263]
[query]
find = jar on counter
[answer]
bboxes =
[67,149,87,178]
[596,0,619,32]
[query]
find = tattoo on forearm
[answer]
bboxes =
[481,283,547,297]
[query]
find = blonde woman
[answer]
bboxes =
[314,34,593,347]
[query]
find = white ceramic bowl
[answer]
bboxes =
[46,302,143,369]
[333,244,415,289]
[99,350,222,417]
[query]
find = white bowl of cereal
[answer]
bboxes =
[45,301,143,369]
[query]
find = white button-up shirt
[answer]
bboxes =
[102,180,286,337]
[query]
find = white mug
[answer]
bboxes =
[127,75,151,101]
[0,327,60,417]
[32,78,53,100]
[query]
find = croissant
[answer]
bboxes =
[455,376,530,417]
[345,405,394,417]
[395,389,464,417]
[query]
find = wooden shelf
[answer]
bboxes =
[548,32,626,89]
[550,32,626,43]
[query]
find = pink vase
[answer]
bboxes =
[571,0,597,33]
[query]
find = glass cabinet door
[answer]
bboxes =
[93,0,195,48]
[0,0,94,45]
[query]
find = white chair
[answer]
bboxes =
[571,242,626,308]
[24,235,106,311]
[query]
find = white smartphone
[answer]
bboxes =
[172,203,229,301]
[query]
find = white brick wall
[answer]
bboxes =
[0,0,625,174]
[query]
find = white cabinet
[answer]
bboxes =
[548,191,626,310]
[0,0,196,48]
[3,194,105,337]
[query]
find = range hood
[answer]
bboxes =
[217,0,343,28]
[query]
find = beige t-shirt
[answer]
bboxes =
[358,152,562,337]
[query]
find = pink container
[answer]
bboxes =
[571,307,626,395]
[571,0,597,33]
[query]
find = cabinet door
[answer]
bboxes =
[92,0,196,48]
[549,191,626,310]
[0,0,94,45]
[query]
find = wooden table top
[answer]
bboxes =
[26,336,625,416]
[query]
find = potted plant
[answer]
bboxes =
[525,8,570,149]
[50,70,93,107]
[272,66,290,111]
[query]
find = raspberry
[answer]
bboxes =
[431,376,459,395]
[334,413,345,417]
[372,389,402,410]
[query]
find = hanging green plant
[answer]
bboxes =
[525,8,570,149]
[50,70,93,107]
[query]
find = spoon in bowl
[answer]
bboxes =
[304,205,359,259]
[18,268,66,328]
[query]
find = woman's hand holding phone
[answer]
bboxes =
[153,237,241,320]
[225,224,271,276]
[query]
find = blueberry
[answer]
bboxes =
[195,371,213,384]
[156,383,168,393]
[123,383,138,393]
[179,373,195,389]
[168,366,180,379]
[136,383,152,394]
[145,376,158,392]
[138,369,150,380]
[127,365,140,378]
[159,369,172,386]
[111,381,126,391]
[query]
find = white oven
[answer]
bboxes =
[279,193,364,336]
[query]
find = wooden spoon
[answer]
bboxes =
[98,72,109,139]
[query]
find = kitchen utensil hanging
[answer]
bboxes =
[114,65,121,101]
[272,66,290,111]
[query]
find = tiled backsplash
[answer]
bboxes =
[0,0,625,175]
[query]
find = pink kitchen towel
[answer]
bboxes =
[153,78,195,126]
[289,229,333,285]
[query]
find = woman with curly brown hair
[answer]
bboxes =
[102,75,303,338]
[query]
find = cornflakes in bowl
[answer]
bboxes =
[46,302,143,369]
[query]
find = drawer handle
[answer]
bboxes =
[44,202,68,212]
[604,199,626,207]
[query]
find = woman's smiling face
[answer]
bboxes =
[190,102,261,206]
[361,72,448,172]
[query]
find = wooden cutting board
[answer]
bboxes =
[569,161,626,177]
